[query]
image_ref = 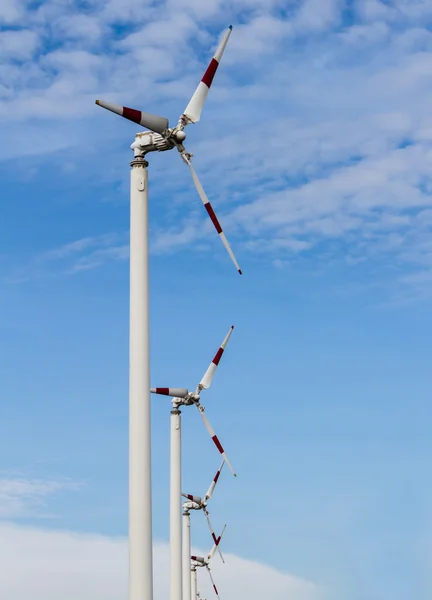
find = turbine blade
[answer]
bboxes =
[183,157,242,275]
[197,405,236,477]
[182,493,202,504]
[150,388,189,398]
[204,511,225,564]
[95,100,169,134]
[208,524,226,560]
[182,26,233,125]
[206,567,221,600]
[204,460,225,502]
[200,327,234,390]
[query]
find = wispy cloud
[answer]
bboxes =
[0,477,81,519]
[4,233,129,282]
[3,0,432,299]
[5,218,223,281]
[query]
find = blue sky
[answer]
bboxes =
[1,0,432,599]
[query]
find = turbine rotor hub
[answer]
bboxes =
[174,130,186,143]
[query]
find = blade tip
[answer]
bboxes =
[95,99,100,105]
[229,24,233,30]
[238,269,243,275]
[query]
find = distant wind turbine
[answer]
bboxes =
[151,327,236,600]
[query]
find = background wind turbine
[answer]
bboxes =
[95,25,239,600]
[151,326,237,476]
[191,525,227,600]
[151,327,236,600]
[182,461,225,600]
[183,460,226,559]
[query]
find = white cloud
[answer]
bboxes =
[0,0,22,24]
[356,0,394,21]
[0,30,40,60]
[0,478,80,518]
[3,0,432,296]
[3,234,129,282]
[356,0,432,23]
[37,234,120,262]
[68,244,129,273]
[226,16,292,61]
[295,0,342,32]
[387,0,432,20]
[38,233,129,275]
[0,523,321,600]
[52,13,105,42]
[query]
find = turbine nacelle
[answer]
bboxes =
[131,131,175,154]
[183,500,202,511]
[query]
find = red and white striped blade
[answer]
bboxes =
[183,26,232,125]
[185,160,242,275]
[95,100,169,134]
[182,492,202,504]
[204,460,225,501]
[197,406,236,477]
[150,388,189,398]
[204,511,225,564]
[206,567,221,600]
[200,327,234,390]
[208,524,226,561]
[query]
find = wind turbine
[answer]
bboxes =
[151,327,236,600]
[95,26,240,600]
[96,25,241,276]
[183,460,226,600]
[191,525,226,600]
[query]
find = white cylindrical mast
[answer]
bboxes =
[171,407,182,600]
[191,565,197,600]
[182,508,191,600]
[129,146,153,600]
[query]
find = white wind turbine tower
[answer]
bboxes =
[151,327,236,600]
[182,460,226,600]
[192,526,227,600]
[95,26,240,600]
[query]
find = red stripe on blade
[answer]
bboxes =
[213,585,218,594]
[212,532,217,543]
[205,203,223,234]
[214,470,221,483]
[123,106,142,124]
[212,347,224,365]
[212,435,224,454]
[202,58,219,88]
[155,388,170,395]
